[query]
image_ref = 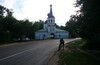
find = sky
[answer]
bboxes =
[0,0,78,26]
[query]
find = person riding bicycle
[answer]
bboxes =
[58,38,64,51]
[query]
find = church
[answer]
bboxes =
[35,5,69,39]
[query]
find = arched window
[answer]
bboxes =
[59,35,60,37]
[51,20,52,23]
[43,34,45,39]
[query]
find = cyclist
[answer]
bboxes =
[58,38,64,51]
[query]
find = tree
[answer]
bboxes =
[16,19,34,40]
[32,20,44,38]
[59,26,65,30]
[0,5,13,17]
[0,5,6,16]
[65,15,79,38]
[0,5,13,42]
[0,5,44,43]
[75,0,100,49]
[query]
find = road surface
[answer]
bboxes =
[0,39,77,65]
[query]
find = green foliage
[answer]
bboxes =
[67,40,83,49]
[33,20,43,32]
[0,5,44,43]
[30,20,43,39]
[59,40,100,65]
[66,0,100,49]
[75,0,100,49]
[0,5,13,17]
[59,51,100,65]
[65,15,79,38]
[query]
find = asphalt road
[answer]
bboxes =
[0,39,77,65]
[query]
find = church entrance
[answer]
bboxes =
[50,33,55,39]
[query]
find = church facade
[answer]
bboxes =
[35,5,69,39]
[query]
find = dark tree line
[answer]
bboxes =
[0,5,43,43]
[65,15,79,38]
[65,0,100,50]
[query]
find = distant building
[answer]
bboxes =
[35,5,69,39]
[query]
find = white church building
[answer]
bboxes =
[35,5,69,39]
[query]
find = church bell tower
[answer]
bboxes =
[47,5,56,33]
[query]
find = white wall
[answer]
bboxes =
[35,32,48,39]
[35,31,69,39]
[56,32,69,39]
[47,18,55,25]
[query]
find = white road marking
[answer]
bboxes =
[0,48,33,61]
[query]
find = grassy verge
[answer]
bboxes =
[58,40,100,65]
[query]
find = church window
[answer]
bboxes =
[51,20,52,23]
[59,35,60,37]
[43,34,45,39]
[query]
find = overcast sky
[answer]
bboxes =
[0,0,78,26]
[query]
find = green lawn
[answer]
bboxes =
[58,40,100,65]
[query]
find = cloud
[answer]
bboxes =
[2,0,15,8]
[1,0,78,26]
[0,0,4,4]
[14,0,24,13]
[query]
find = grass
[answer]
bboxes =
[58,40,100,65]
[67,40,84,49]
